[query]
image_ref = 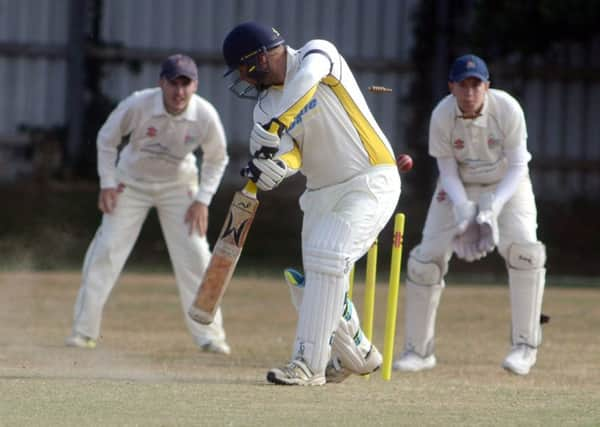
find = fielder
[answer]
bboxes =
[222,22,401,385]
[394,54,546,375]
[66,54,231,354]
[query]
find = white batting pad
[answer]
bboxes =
[508,242,546,270]
[284,268,305,311]
[331,298,374,374]
[508,267,546,347]
[295,214,352,374]
[403,279,444,357]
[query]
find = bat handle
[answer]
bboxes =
[242,180,258,197]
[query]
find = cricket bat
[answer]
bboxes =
[189,180,259,324]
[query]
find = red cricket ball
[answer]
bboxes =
[396,154,413,173]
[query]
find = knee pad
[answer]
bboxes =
[507,242,546,270]
[303,214,352,277]
[407,255,443,286]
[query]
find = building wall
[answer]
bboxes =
[0,0,598,200]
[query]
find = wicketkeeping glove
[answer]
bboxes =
[245,157,288,191]
[452,200,477,234]
[250,122,280,159]
[476,192,500,253]
[453,220,487,262]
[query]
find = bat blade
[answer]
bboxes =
[189,182,259,324]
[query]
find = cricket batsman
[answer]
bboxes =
[222,22,401,385]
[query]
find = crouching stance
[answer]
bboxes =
[394,54,547,376]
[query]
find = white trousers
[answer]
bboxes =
[71,176,226,345]
[300,166,401,266]
[403,176,544,356]
[295,166,401,372]
[415,177,539,263]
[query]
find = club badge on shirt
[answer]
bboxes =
[487,137,500,148]
[453,139,465,150]
[147,127,157,137]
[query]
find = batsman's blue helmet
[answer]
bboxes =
[222,22,284,76]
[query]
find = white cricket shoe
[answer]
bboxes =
[267,358,326,386]
[65,333,97,349]
[393,351,436,372]
[502,344,537,375]
[325,344,382,384]
[198,339,231,355]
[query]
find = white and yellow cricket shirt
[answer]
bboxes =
[254,40,396,190]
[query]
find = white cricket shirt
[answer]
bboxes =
[254,40,396,190]
[96,88,228,205]
[429,88,531,185]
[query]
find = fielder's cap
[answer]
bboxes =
[160,54,198,81]
[222,21,284,76]
[449,54,489,82]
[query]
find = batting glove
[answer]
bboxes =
[246,157,288,191]
[476,192,500,253]
[250,122,280,159]
[452,200,477,234]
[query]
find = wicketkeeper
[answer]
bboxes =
[394,54,547,375]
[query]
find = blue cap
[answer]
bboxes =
[160,54,198,81]
[222,22,284,75]
[448,54,489,82]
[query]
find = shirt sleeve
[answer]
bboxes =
[494,144,530,208]
[195,105,229,205]
[97,96,136,188]
[277,133,302,174]
[428,102,454,159]
[437,157,469,206]
[263,43,333,135]
[501,94,528,151]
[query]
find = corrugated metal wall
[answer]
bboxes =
[0,0,598,200]
[0,0,69,132]
[97,0,415,149]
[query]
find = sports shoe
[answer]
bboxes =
[326,344,382,383]
[267,358,326,386]
[284,268,305,287]
[198,339,231,355]
[65,333,97,349]
[392,351,436,372]
[502,344,537,375]
[325,357,352,384]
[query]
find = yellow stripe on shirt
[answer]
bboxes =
[279,141,302,170]
[270,83,320,132]
[322,75,395,166]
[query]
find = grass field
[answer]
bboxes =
[1,271,599,426]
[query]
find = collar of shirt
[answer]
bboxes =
[151,89,199,121]
[454,92,488,128]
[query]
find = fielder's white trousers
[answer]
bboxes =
[71,176,226,345]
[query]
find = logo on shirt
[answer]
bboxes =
[436,190,447,202]
[487,137,500,148]
[184,135,196,145]
[146,127,157,137]
[288,98,318,132]
[453,139,465,150]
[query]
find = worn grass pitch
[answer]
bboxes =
[0,271,599,426]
